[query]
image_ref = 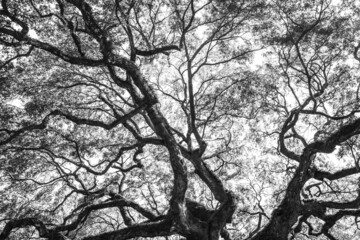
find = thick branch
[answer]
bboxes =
[82,218,172,240]
[56,198,157,232]
[135,45,180,56]
[314,167,360,181]
[308,118,360,154]
[0,218,66,240]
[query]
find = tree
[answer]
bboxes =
[0,0,360,240]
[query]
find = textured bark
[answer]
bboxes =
[250,166,306,240]
[82,219,172,240]
[0,218,67,240]
[252,117,360,239]
[6,1,360,239]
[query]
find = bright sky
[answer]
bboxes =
[6,98,25,109]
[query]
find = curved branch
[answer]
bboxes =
[0,106,152,146]
[314,167,360,181]
[307,118,360,154]
[354,42,360,62]
[0,46,34,69]
[0,218,66,240]
[278,110,301,161]
[81,218,172,240]
[56,198,158,232]
[135,45,180,56]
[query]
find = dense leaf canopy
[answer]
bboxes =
[1,0,360,239]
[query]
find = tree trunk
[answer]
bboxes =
[251,152,314,240]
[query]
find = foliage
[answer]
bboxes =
[1,0,360,240]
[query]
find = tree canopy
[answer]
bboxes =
[1,0,360,239]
